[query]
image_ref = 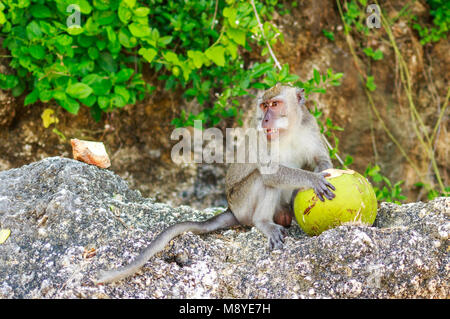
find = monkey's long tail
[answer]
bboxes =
[95,209,239,284]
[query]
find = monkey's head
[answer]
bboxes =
[257,83,306,141]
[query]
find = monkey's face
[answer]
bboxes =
[260,98,289,141]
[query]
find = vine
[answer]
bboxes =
[336,0,448,200]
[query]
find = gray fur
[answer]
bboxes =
[96,85,334,283]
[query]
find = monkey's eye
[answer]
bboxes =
[272,101,278,107]
[260,103,268,109]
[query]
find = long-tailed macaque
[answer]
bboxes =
[96,84,335,284]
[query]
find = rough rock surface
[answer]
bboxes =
[0,157,448,298]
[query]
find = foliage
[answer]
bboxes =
[338,0,448,202]
[0,0,285,123]
[322,29,335,41]
[414,182,450,200]
[365,75,376,91]
[363,47,383,60]
[342,0,370,35]
[364,164,407,204]
[0,0,154,120]
[0,0,345,129]
[302,68,344,161]
[412,0,449,45]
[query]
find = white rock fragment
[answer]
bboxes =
[71,138,111,169]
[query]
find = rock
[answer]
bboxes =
[71,139,111,169]
[0,157,448,298]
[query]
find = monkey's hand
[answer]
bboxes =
[308,172,336,201]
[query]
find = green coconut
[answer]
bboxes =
[293,168,377,236]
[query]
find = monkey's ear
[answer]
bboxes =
[296,88,305,105]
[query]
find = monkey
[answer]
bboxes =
[95,84,335,284]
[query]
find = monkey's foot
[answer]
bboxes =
[256,221,288,250]
[269,224,288,250]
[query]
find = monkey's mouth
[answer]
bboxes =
[264,128,282,139]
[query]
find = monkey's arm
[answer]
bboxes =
[225,163,258,192]
[314,135,333,172]
[260,165,335,201]
[314,155,333,172]
[95,209,238,284]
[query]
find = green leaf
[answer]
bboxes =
[115,68,134,83]
[93,0,110,10]
[188,50,205,68]
[82,74,112,95]
[30,4,52,18]
[118,5,132,23]
[134,7,150,17]
[39,89,53,102]
[344,155,354,166]
[205,45,225,67]
[84,17,100,35]
[66,82,93,99]
[26,21,43,40]
[114,86,130,103]
[98,52,117,73]
[163,51,180,65]
[12,82,25,97]
[139,48,157,63]
[227,28,246,46]
[56,34,72,46]
[73,0,92,14]
[322,29,335,41]
[158,36,173,47]
[111,94,126,107]
[283,74,300,82]
[80,94,96,107]
[96,40,106,51]
[0,12,6,25]
[123,0,136,8]
[279,64,289,80]
[88,47,99,60]
[372,50,384,60]
[24,89,39,105]
[225,42,237,59]
[67,26,84,35]
[129,22,150,37]
[98,95,110,109]
[119,28,137,48]
[105,26,116,42]
[250,63,273,79]
[364,47,384,60]
[313,69,321,85]
[366,75,376,91]
[28,44,45,60]
[95,10,116,25]
[0,74,18,89]
[223,7,237,27]
[363,47,373,56]
[179,63,192,81]
[52,90,66,100]
[58,97,80,114]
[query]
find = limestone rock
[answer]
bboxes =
[0,157,448,298]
